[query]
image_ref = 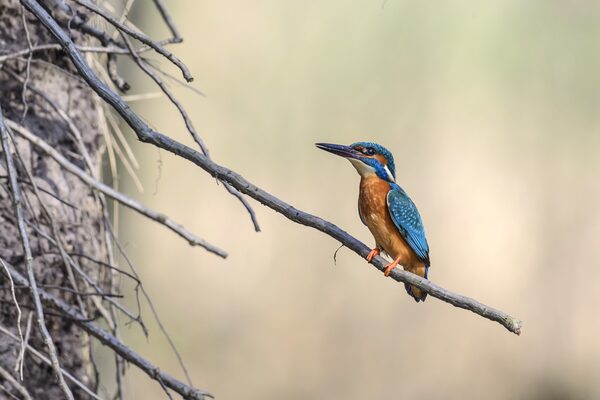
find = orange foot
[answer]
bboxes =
[383,257,402,277]
[366,248,380,262]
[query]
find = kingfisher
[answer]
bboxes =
[316,141,430,302]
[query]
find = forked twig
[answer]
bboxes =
[6,119,227,258]
[0,105,74,399]
[119,33,261,231]
[0,324,103,400]
[72,0,193,81]
[4,262,213,400]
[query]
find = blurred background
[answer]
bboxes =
[104,1,600,399]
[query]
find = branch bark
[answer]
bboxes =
[6,120,227,258]
[4,262,213,400]
[0,105,75,399]
[21,0,522,335]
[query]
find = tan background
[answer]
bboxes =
[106,1,600,399]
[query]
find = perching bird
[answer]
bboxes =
[316,142,430,302]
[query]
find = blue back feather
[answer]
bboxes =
[386,182,430,264]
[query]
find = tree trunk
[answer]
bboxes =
[0,0,107,397]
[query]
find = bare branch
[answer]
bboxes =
[152,0,182,41]
[6,119,228,258]
[12,134,91,322]
[19,5,33,121]
[107,53,130,92]
[0,258,24,379]
[15,312,32,382]
[26,220,146,332]
[0,365,32,400]
[107,227,194,386]
[72,0,193,81]
[4,262,214,400]
[0,43,172,63]
[119,33,261,231]
[0,324,104,400]
[21,0,522,335]
[0,176,79,209]
[0,105,75,399]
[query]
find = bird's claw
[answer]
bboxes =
[366,248,380,262]
[383,258,401,277]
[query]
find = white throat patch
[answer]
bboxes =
[348,158,376,177]
[348,159,395,182]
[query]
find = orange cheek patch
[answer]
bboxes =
[374,154,387,165]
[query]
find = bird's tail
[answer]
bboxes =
[404,262,429,303]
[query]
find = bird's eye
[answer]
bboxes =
[364,147,375,156]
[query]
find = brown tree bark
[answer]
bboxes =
[0,0,107,397]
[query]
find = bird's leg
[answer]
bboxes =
[366,248,381,262]
[383,256,402,277]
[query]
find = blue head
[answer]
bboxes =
[315,141,396,182]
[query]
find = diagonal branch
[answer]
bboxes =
[118,33,261,231]
[0,365,32,400]
[0,324,102,400]
[71,0,193,81]
[0,105,75,399]
[4,262,213,400]
[152,0,182,41]
[21,0,522,335]
[6,119,227,258]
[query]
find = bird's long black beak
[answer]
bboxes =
[315,143,362,159]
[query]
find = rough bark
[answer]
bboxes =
[0,0,106,397]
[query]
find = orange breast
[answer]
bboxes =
[358,176,421,270]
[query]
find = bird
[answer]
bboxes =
[315,141,430,302]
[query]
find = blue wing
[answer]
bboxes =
[386,183,430,264]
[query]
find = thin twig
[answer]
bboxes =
[107,53,129,92]
[0,43,168,63]
[12,137,90,323]
[19,5,33,121]
[116,0,136,24]
[7,119,227,257]
[3,68,95,169]
[108,128,144,192]
[107,224,194,386]
[20,0,524,334]
[152,0,182,41]
[4,263,213,400]
[143,60,206,98]
[120,33,261,232]
[0,176,79,210]
[26,221,143,332]
[0,324,104,400]
[72,0,193,81]
[105,109,140,169]
[0,105,75,399]
[0,365,32,400]
[68,252,140,283]
[15,312,32,381]
[0,258,24,379]
[120,34,207,155]
[0,383,20,400]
